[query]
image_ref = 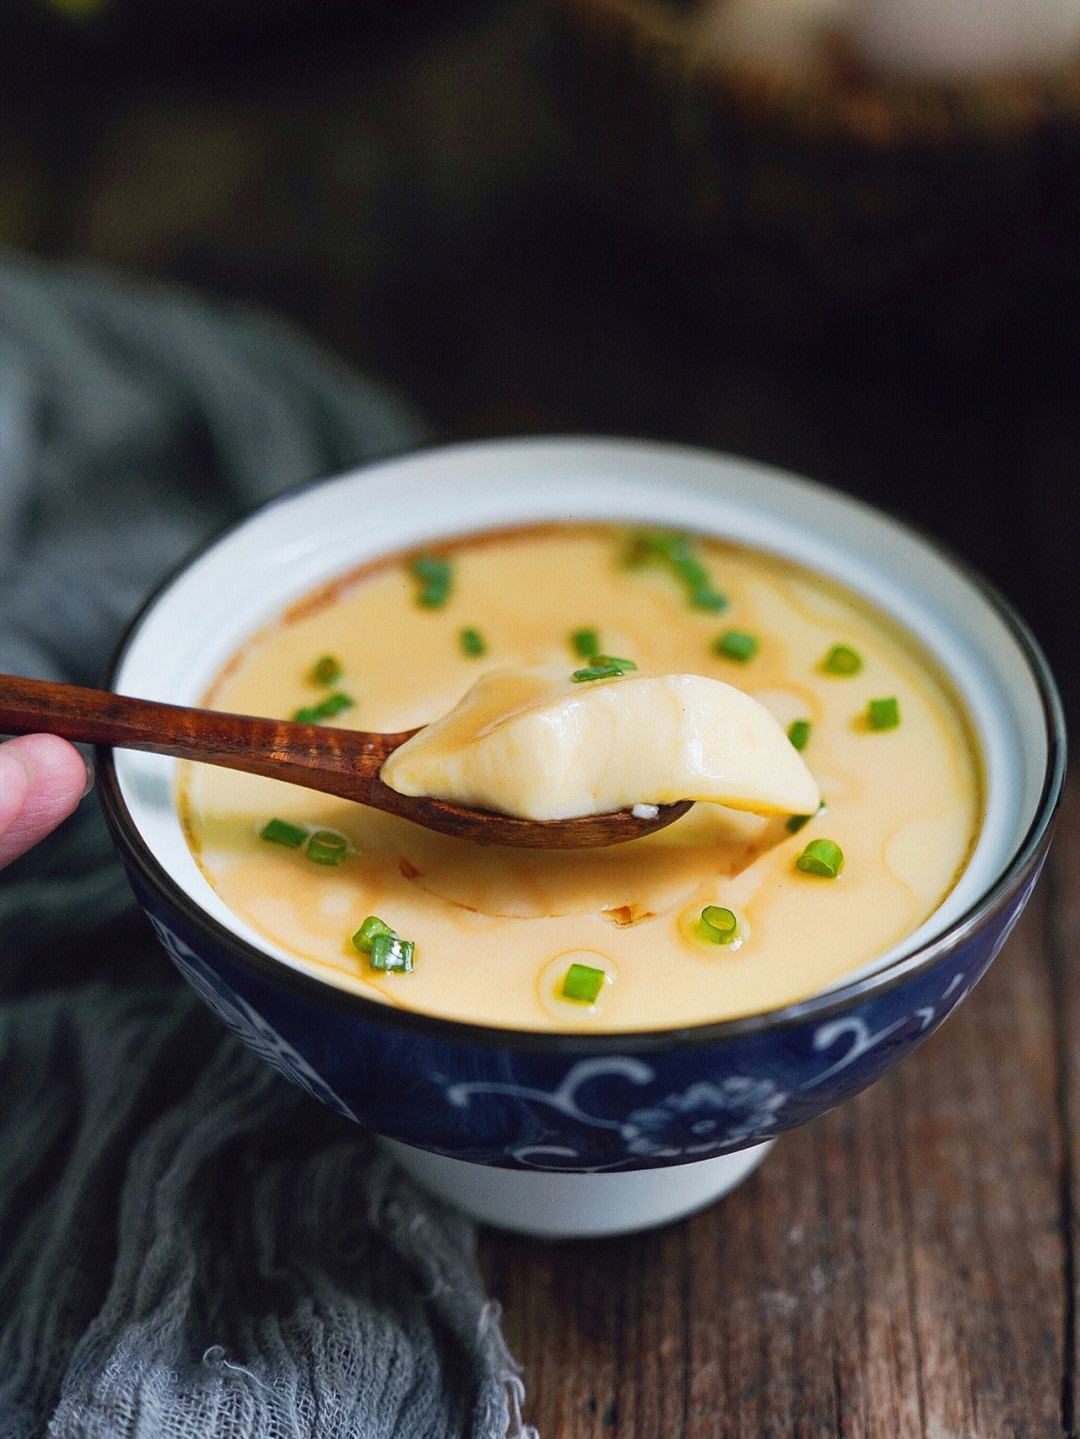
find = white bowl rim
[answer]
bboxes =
[97,436,1067,1052]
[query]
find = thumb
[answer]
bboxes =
[0,735,91,869]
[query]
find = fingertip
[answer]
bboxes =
[6,734,90,812]
[0,735,90,867]
[0,745,32,836]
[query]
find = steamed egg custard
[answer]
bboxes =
[382,668,821,821]
[180,525,981,1033]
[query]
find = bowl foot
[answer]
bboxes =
[380,1138,775,1237]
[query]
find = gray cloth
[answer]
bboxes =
[0,255,531,1439]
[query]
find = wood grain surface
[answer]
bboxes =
[482,775,1078,1438]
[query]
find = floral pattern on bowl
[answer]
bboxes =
[120,854,1044,1173]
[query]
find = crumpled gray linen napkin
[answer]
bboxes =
[0,254,531,1439]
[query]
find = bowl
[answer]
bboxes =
[98,438,1065,1237]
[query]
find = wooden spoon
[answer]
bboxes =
[0,675,692,849]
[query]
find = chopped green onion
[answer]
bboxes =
[823,644,862,676]
[672,552,708,589]
[714,629,759,663]
[625,530,693,572]
[459,627,486,658]
[352,915,394,953]
[698,905,738,945]
[260,817,307,848]
[560,962,606,1004]
[572,656,637,683]
[867,696,900,730]
[787,800,825,834]
[788,719,812,752]
[306,829,348,866]
[570,627,600,659]
[293,691,355,725]
[411,553,453,609]
[690,587,729,613]
[623,529,679,567]
[369,932,415,973]
[311,654,343,686]
[350,916,416,973]
[572,665,618,682]
[624,530,728,612]
[796,838,844,878]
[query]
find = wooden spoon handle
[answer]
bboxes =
[0,674,406,799]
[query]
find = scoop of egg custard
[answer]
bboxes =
[382,667,819,820]
[180,525,981,1032]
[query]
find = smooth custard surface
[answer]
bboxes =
[382,667,820,819]
[180,526,981,1032]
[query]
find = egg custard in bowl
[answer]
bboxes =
[179,523,981,1034]
[100,439,1062,1235]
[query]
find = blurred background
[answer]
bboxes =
[3,0,1077,714]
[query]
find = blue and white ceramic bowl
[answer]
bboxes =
[99,439,1066,1237]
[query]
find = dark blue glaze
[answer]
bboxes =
[93,448,1067,1179]
[118,842,1048,1174]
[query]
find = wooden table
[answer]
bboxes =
[482,776,1078,1437]
[3,6,1077,1433]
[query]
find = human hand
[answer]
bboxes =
[0,735,90,869]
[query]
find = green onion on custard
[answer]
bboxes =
[259,818,307,847]
[411,553,453,609]
[867,696,900,730]
[787,800,825,835]
[714,630,759,663]
[351,915,415,973]
[698,905,739,945]
[623,530,728,612]
[822,644,862,676]
[459,627,486,658]
[306,830,348,866]
[293,691,355,724]
[570,627,600,659]
[560,962,606,1004]
[310,654,343,686]
[572,656,637,683]
[788,719,812,751]
[795,838,844,878]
